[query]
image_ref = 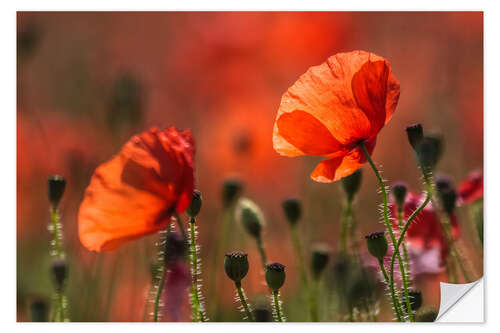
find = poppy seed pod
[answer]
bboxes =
[48,175,66,208]
[311,244,330,279]
[341,169,362,201]
[253,306,272,322]
[435,174,454,193]
[401,289,423,312]
[365,231,388,261]
[30,299,49,322]
[165,231,187,265]
[187,189,202,218]
[224,251,249,283]
[439,188,457,215]
[235,198,264,239]
[282,198,302,226]
[405,124,424,151]
[391,182,408,208]
[51,259,68,291]
[415,306,438,322]
[265,262,286,291]
[222,178,243,207]
[416,136,443,171]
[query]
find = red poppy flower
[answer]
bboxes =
[458,169,483,204]
[390,192,460,262]
[78,127,195,252]
[272,50,400,182]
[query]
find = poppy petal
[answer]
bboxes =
[310,137,376,182]
[275,110,345,156]
[78,127,194,252]
[351,59,400,137]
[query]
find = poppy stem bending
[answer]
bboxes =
[359,141,405,322]
[234,281,255,321]
[272,290,285,322]
[188,217,207,322]
[390,192,431,322]
[397,208,412,286]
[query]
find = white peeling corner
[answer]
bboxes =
[436,278,484,322]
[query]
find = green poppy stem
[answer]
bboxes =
[235,282,255,321]
[272,290,285,322]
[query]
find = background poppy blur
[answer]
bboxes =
[17,11,483,322]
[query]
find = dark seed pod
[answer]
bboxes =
[365,231,388,261]
[30,299,49,322]
[391,182,408,208]
[282,198,302,226]
[224,251,249,283]
[48,175,66,208]
[187,189,202,218]
[265,262,286,291]
[416,135,443,171]
[405,124,424,151]
[311,244,330,280]
[341,169,363,201]
[51,259,68,292]
[235,198,264,239]
[222,178,243,207]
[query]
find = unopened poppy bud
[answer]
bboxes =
[341,169,362,201]
[30,299,49,322]
[187,189,202,218]
[405,124,424,150]
[311,244,330,280]
[391,182,407,207]
[235,198,264,239]
[365,231,388,261]
[165,231,187,265]
[401,289,423,312]
[265,262,286,291]
[222,178,243,207]
[416,136,443,171]
[48,175,66,208]
[415,306,438,322]
[282,198,301,226]
[224,251,249,284]
[439,188,457,215]
[51,259,68,291]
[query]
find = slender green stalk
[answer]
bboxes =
[310,278,319,322]
[256,236,267,270]
[340,200,352,255]
[290,225,314,320]
[360,142,404,321]
[272,290,285,322]
[188,217,207,322]
[152,227,169,322]
[377,259,403,322]
[235,282,255,321]
[49,208,69,322]
[397,208,412,285]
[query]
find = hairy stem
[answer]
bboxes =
[188,218,207,321]
[272,290,285,322]
[235,282,255,321]
[378,259,403,322]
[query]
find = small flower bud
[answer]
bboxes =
[311,244,330,280]
[282,198,301,226]
[222,178,243,207]
[48,175,66,208]
[435,174,454,193]
[265,262,286,291]
[235,198,264,239]
[165,231,187,266]
[30,299,49,322]
[391,182,408,208]
[439,188,457,215]
[341,169,362,201]
[51,259,68,292]
[401,289,423,312]
[405,124,424,150]
[416,135,443,171]
[415,306,438,322]
[224,251,249,283]
[186,189,202,218]
[365,231,388,261]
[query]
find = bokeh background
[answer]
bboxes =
[17,11,483,322]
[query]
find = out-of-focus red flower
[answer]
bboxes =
[458,170,483,204]
[390,192,460,262]
[78,127,195,252]
[162,261,191,322]
[272,50,400,182]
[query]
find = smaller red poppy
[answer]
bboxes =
[78,126,195,252]
[390,192,460,263]
[458,169,483,204]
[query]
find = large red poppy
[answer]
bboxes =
[78,127,195,252]
[390,192,460,262]
[272,50,400,182]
